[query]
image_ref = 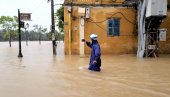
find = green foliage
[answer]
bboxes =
[55,6,64,33]
[33,25,47,37]
[12,16,18,29]
[56,32,64,41]
[47,31,52,40]
[33,25,47,33]
[0,16,18,45]
[33,25,48,43]
[3,30,18,40]
[0,16,18,30]
[22,30,49,41]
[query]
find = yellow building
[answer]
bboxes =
[64,0,170,55]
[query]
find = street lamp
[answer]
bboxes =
[25,23,29,46]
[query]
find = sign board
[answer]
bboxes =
[20,21,25,28]
[52,33,55,41]
[85,7,90,18]
[78,8,85,16]
[20,13,31,21]
[50,25,55,31]
[148,45,156,50]
[159,29,167,41]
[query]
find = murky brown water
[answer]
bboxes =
[0,41,170,97]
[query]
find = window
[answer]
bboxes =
[107,18,120,36]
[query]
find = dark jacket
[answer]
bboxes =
[86,40,101,71]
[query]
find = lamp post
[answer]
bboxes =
[17,9,31,57]
[25,23,29,46]
[18,9,23,58]
[48,0,57,55]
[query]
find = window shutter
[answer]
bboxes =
[107,19,120,36]
[113,19,120,36]
[107,19,113,36]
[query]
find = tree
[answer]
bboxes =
[33,25,47,44]
[56,32,64,41]
[0,16,18,47]
[55,6,64,33]
[46,31,52,40]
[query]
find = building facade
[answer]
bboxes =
[64,0,170,55]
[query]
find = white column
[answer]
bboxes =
[80,17,85,56]
[68,12,71,55]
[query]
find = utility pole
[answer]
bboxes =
[48,0,57,55]
[18,9,23,58]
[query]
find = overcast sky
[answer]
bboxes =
[0,0,64,31]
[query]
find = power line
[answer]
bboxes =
[86,18,136,36]
[86,19,107,33]
[30,0,48,14]
[63,3,135,7]
[88,12,136,25]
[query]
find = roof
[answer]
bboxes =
[63,0,137,7]
[64,0,125,4]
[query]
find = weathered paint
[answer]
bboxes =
[159,9,170,54]
[79,17,85,55]
[64,1,170,55]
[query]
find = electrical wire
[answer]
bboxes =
[31,0,49,14]
[87,18,107,32]
[87,11,136,25]
[86,18,136,36]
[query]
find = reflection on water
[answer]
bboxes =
[0,41,170,97]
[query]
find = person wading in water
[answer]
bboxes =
[82,34,101,72]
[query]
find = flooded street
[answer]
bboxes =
[0,41,170,97]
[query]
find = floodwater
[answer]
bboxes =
[0,41,170,97]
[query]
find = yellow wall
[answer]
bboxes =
[64,0,170,54]
[159,9,170,54]
[64,6,138,55]
[84,7,137,54]
[64,7,69,55]
[64,5,170,55]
